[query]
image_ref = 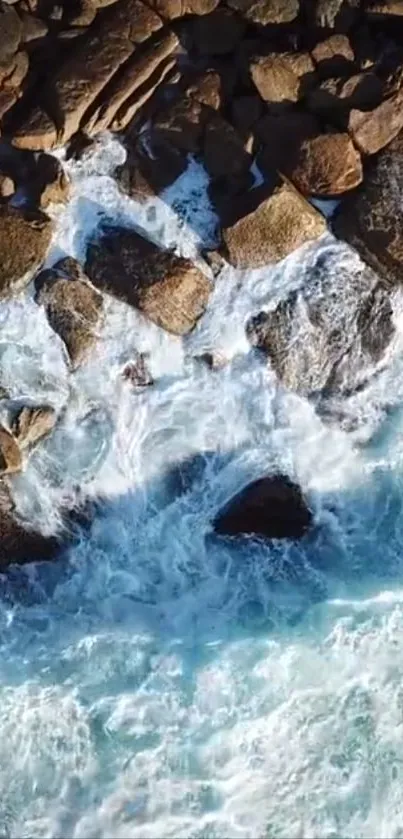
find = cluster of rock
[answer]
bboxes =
[3,0,403,559]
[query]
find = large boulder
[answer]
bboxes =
[0,206,53,298]
[35,257,104,369]
[250,51,315,106]
[333,130,403,285]
[311,34,355,78]
[147,0,219,19]
[246,245,395,397]
[213,475,312,541]
[86,226,211,335]
[221,179,326,269]
[347,90,403,156]
[290,133,363,197]
[226,0,299,26]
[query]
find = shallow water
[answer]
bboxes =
[1,135,403,838]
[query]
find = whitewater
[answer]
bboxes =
[1,134,403,838]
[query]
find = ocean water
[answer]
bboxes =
[1,135,403,837]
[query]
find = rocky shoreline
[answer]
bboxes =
[0,0,403,565]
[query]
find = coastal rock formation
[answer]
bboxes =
[86,226,211,335]
[0,480,62,567]
[0,206,53,297]
[221,179,326,269]
[12,405,57,450]
[214,474,312,540]
[290,133,363,196]
[35,257,104,369]
[0,425,22,475]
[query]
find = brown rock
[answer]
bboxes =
[12,0,164,149]
[35,258,104,368]
[256,110,320,176]
[3,50,29,90]
[0,206,53,296]
[308,72,383,120]
[0,424,21,474]
[226,0,299,25]
[19,11,48,41]
[250,52,315,106]
[214,475,312,541]
[334,130,403,286]
[116,138,187,200]
[186,70,223,110]
[190,7,245,55]
[221,178,327,269]
[348,91,403,155]
[33,154,70,208]
[153,94,208,152]
[110,57,177,132]
[314,0,360,29]
[0,88,17,119]
[367,2,403,16]
[12,405,56,449]
[83,30,179,135]
[311,34,355,78]
[147,0,219,19]
[203,114,251,179]
[0,2,21,64]
[86,226,211,336]
[0,479,62,566]
[291,133,363,197]
[0,173,14,197]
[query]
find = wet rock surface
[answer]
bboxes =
[214,474,312,541]
[0,205,53,297]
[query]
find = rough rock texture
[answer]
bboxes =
[367,2,403,17]
[0,172,14,197]
[247,245,395,396]
[35,257,104,368]
[348,91,403,155]
[214,474,312,541]
[308,72,383,120]
[147,0,219,19]
[34,154,70,208]
[0,424,22,474]
[221,179,326,269]
[86,226,211,335]
[116,138,187,200]
[185,70,223,111]
[250,52,315,105]
[153,94,208,152]
[0,480,61,567]
[226,0,299,26]
[334,131,403,286]
[203,114,251,178]
[12,405,56,449]
[290,133,363,197]
[0,2,22,65]
[0,206,53,297]
[311,34,354,77]
[314,0,360,29]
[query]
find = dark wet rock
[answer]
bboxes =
[203,114,251,179]
[153,94,209,153]
[86,226,211,336]
[226,0,299,25]
[231,95,262,137]
[213,474,312,541]
[250,51,315,106]
[116,137,187,201]
[0,205,53,297]
[147,0,219,19]
[0,479,62,567]
[122,353,153,387]
[290,133,363,197]
[307,72,383,121]
[347,90,403,155]
[0,424,21,474]
[256,110,320,176]
[246,247,395,397]
[314,0,360,30]
[11,405,57,450]
[19,10,48,42]
[0,2,21,65]
[35,258,104,369]
[190,7,245,55]
[184,69,223,111]
[221,179,326,270]
[32,153,70,209]
[334,130,403,286]
[193,351,227,370]
[311,34,355,78]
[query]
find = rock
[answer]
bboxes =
[250,51,315,107]
[19,11,48,42]
[122,354,153,386]
[185,70,223,110]
[311,34,355,78]
[12,0,164,149]
[86,226,211,336]
[246,247,394,396]
[0,206,53,297]
[221,179,326,270]
[314,0,359,30]
[0,479,61,567]
[308,72,383,120]
[203,114,251,179]
[0,2,21,64]
[147,0,218,18]
[11,405,56,449]
[35,258,104,368]
[256,110,320,176]
[0,424,21,474]
[290,133,363,197]
[0,172,14,197]
[190,8,245,55]
[366,2,403,17]
[348,90,403,155]
[116,137,187,200]
[333,130,403,287]
[32,153,70,208]
[153,94,208,153]
[231,95,262,137]
[213,474,312,541]
[83,30,179,135]
[226,0,299,26]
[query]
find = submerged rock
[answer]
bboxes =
[214,475,312,541]
[0,206,53,297]
[35,257,104,369]
[246,246,395,397]
[86,226,211,335]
